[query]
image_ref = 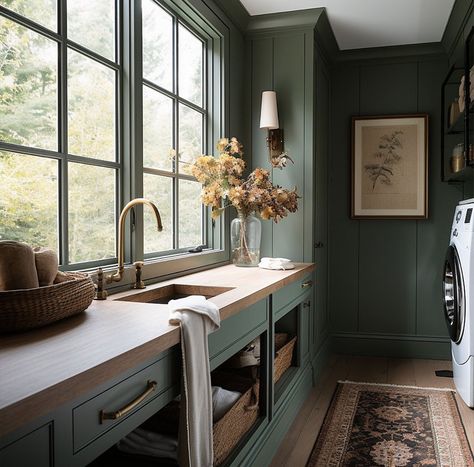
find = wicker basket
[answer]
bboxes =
[211,372,260,466]
[0,272,95,333]
[135,372,260,466]
[274,334,297,383]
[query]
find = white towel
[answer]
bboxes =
[129,428,178,450]
[169,295,220,467]
[117,432,178,460]
[258,257,295,270]
[212,386,241,422]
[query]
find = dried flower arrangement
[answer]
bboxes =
[189,137,299,221]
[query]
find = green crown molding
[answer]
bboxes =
[314,8,339,61]
[246,7,324,33]
[209,0,250,33]
[442,0,474,56]
[208,0,469,65]
[335,42,447,64]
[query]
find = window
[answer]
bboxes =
[142,1,205,255]
[0,0,118,268]
[0,0,227,277]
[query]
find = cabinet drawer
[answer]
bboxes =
[73,350,179,453]
[0,424,52,467]
[209,298,267,360]
[273,274,313,315]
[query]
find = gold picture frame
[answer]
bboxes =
[351,114,428,219]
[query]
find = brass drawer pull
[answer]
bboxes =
[301,280,313,289]
[100,380,157,424]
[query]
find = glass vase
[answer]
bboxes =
[231,212,262,267]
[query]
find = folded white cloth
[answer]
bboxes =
[117,429,178,460]
[130,428,178,450]
[212,386,241,422]
[258,257,295,270]
[172,385,242,423]
[169,295,220,467]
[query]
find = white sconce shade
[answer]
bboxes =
[259,91,279,129]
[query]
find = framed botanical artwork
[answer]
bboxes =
[351,114,428,219]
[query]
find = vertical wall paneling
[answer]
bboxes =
[273,33,306,262]
[358,62,418,336]
[314,46,330,347]
[246,13,332,358]
[328,65,360,333]
[250,37,274,258]
[330,52,461,358]
[416,58,461,336]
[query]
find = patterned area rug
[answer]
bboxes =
[307,381,473,467]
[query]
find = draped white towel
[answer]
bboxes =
[168,295,220,467]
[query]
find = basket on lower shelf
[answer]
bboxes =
[211,371,260,466]
[274,334,297,383]
[127,372,260,466]
[0,272,95,333]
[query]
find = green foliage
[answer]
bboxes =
[0,151,58,249]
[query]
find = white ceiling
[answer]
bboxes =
[239,0,456,50]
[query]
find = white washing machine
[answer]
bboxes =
[443,199,474,407]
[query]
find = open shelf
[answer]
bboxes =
[273,308,298,406]
[442,27,474,183]
[447,110,465,134]
[90,335,267,467]
[446,166,474,182]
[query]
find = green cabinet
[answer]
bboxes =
[0,424,52,467]
[72,350,179,453]
[0,278,317,467]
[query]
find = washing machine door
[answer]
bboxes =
[443,245,465,343]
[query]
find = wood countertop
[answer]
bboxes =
[0,263,314,437]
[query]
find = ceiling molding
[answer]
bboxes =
[335,42,447,63]
[442,0,474,56]
[209,0,250,33]
[246,7,324,33]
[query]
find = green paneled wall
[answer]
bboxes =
[247,29,314,263]
[245,10,332,356]
[329,54,462,359]
[272,32,306,261]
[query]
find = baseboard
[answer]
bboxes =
[332,332,451,360]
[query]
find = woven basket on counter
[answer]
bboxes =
[274,334,297,383]
[0,272,95,333]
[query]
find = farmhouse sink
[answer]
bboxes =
[115,284,233,305]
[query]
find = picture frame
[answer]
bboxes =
[351,114,428,219]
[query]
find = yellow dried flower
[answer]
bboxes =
[188,137,298,221]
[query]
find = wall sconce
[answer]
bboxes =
[259,91,292,168]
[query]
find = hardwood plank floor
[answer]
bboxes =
[270,355,474,466]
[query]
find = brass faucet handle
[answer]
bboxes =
[94,267,108,300]
[133,261,146,289]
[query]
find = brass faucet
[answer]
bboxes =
[94,198,162,299]
[109,197,163,283]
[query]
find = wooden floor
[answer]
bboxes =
[270,355,474,466]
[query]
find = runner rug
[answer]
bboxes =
[307,381,473,466]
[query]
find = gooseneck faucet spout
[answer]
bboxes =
[107,198,162,284]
